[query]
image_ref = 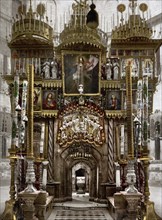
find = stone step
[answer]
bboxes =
[53,205,108,211]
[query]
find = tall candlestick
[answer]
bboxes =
[116,126,120,159]
[22,16,25,30]
[117,12,119,27]
[80,9,82,26]
[34,14,36,30]
[14,73,20,110]
[74,11,76,27]
[29,14,31,30]
[27,65,34,159]
[126,61,134,159]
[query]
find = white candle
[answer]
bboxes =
[115,162,120,187]
[40,123,45,153]
[22,17,25,30]
[120,124,125,155]
[39,58,41,74]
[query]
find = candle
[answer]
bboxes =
[40,123,45,154]
[34,14,36,30]
[80,9,82,26]
[115,162,120,187]
[116,126,120,159]
[22,16,25,30]
[39,58,41,74]
[120,125,125,155]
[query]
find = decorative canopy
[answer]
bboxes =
[8,1,53,47]
[112,1,152,40]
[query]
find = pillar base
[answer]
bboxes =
[122,191,142,220]
[144,201,162,220]
[0,199,16,220]
[18,190,39,220]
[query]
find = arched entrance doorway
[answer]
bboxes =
[53,101,106,201]
[72,162,90,194]
[60,143,102,201]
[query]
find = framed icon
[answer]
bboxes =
[42,90,57,110]
[62,51,101,95]
[106,90,121,110]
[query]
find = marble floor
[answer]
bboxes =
[48,209,112,220]
[0,185,162,219]
[48,193,113,220]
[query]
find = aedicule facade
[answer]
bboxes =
[1,1,162,220]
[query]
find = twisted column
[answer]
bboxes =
[107,118,114,183]
[137,79,143,149]
[142,75,149,155]
[48,119,54,182]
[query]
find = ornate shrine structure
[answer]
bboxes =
[1,0,162,219]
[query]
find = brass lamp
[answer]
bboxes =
[86,1,99,29]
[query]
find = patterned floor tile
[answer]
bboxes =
[54,209,109,220]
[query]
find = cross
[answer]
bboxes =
[129,0,137,15]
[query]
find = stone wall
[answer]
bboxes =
[149,160,162,186]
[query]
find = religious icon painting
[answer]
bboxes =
[62,51,101,95]
[106,90,121,110]
[33,87,41,111]
[42,90,57,110]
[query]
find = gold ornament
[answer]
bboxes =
[117,4,126,13]
[18,4,26,15]
[37,3,46,16]
[139,3,148,12]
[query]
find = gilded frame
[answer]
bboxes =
[62,51,101,96]
[33,87,42,112]
[42,89,57,110]
[106,90,121,110]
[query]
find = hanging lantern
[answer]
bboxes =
[86,1,99,29]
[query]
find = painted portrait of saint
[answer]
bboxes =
[107,91,121,110]
[42,90,57,110]
[63,52,100,95]
[33,87,41,111]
